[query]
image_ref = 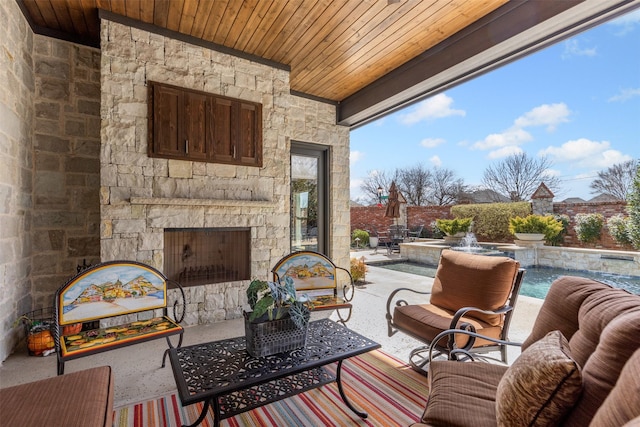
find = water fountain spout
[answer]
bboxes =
[451,232,504,256]
[458,232,480,250]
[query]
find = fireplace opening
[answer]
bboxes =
[164,228,250,287]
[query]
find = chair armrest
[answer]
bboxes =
[428,328,522,363]
[386,287,432,316]
[385,287,432,336]
[449,304,514,328]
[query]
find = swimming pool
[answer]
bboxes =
[375,262,640,299]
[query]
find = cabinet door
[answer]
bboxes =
[152,84,183,157]
[238,102,262,167]
[183,92,210,160]
[212,97,237,164]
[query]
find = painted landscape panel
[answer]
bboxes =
[273,253,336,291]
[60,263,167,324]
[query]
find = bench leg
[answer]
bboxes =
[162,332,184,368]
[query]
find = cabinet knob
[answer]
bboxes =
[185,139,189,154]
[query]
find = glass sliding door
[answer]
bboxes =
[290,142,328,253]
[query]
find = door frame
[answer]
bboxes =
[290,141,330,255]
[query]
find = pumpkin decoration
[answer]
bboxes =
[63,323,82,336]
[28,330,55,356]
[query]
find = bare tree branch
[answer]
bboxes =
[481,152,561,201]
[429,168,466,205]
[397,164,432,206]
[359,170,398,205]
[589,159,638,200]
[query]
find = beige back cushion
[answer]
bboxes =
[590,348,640,426]
[430,250,519,326]
[522,276,640,427]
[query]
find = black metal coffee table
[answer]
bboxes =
[169,318,380,427]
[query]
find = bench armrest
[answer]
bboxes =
[167,279,186,323]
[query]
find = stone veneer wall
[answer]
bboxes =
[30,38,102,307]
[0,0,34,362]
[100,19,350,325]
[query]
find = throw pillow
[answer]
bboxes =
[495,330,582,426]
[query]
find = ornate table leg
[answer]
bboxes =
[336,359,368,418]
[182,397,218,427]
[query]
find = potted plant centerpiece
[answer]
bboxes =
[244,277,311,357]
[509,214,563,244]
[436,218,473,242]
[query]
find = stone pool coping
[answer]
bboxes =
[399,239,639,277]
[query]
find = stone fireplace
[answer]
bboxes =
[98,18,350,327]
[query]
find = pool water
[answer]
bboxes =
[375,262,640,299]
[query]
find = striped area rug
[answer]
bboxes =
[112,350,429,427]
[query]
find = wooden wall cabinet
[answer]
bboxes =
[148,81,262,167]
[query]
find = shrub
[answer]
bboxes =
[435,218,473,236]
[351,229,369,247]
[429,220,445,239]
[546,214,570,246]
[626,164,640,249]
[574,213,604,244]
[607,214,633,246]
[453,202,531,241]
[350,257,367,282]
[508,214,563,242]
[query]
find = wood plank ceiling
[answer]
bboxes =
[20,0,507,101]
[17,0,640,127]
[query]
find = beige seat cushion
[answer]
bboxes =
[430,250,519,326]
[0,366,114,427]
[496,330,582,426]
[420,360,508,427]
[393,303,502,348]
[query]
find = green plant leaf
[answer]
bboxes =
[249,295,275,321]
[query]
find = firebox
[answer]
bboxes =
[164,228,250,287]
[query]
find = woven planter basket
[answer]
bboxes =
[243,311,308,357]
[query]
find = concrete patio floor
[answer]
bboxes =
[0,249,543,407]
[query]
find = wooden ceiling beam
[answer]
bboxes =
[337,0,583,127]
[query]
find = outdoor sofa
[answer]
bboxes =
[413,275,640,426]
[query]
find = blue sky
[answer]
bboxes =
[350,9,640,204]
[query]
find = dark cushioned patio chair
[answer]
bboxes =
[386,249,524,372]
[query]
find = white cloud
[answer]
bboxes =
[399,93,465,124]
[420,137,445,148]
[350,150,364,165]
[562,39,597,59]
[473,127,532,150]
[429,155,442,167]
[608,87,640,102]
[472,103,570,152]
[513,103,571,131]
[544,168,562,177]
[350,178,363,191]
[539,138,632,169]
[607,9,640,35]
[487,145,523,159]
